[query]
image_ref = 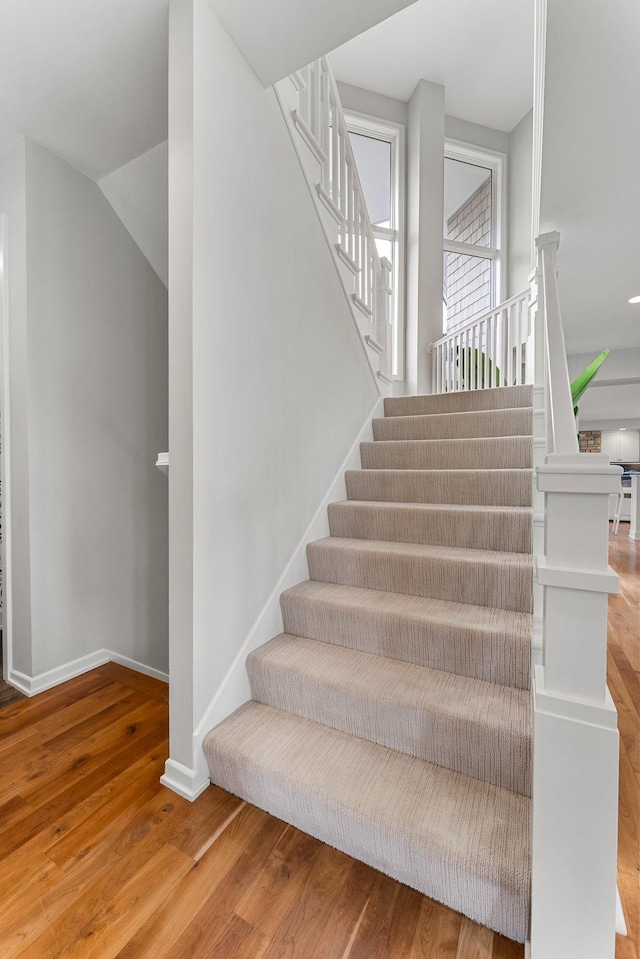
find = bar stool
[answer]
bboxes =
[612,483,630,534]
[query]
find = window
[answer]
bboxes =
[345,114,405,379]
[443,143,505,334]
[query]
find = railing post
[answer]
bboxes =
[530,232,622,959]
[529,248,546,665]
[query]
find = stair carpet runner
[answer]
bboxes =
[204,385,534,943]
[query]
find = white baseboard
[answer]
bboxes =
[185,396,385,794]
[8,649,110,696]
[160,758,210,802]
[6,647,168,697]
[106,650,168,684]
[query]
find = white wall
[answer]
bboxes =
[508,109,532,296]
[540,0,640,353]
[0,136,169,681]
[166,0,380,791]
[337,81,512,159]
[445,116,509,155]
[337,81,408,126]
[0,139,32,675]
[98,141,168,287]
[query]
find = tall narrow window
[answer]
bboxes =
[345,115,405,379]
[443,145,504,334]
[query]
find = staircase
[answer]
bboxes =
[204,383,534,943]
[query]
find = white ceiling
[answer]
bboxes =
[329,0,534,133]
[0,0,169,180]
[208,0,420,88]
[0,0,423,182]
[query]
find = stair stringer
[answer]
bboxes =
[166,396,384,800]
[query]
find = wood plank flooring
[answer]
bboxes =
[608,526,640,959]
[0,639,26,708]
[0,528,637,958]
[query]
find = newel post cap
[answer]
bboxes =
[537,453,622,494]
[535,230,561,250]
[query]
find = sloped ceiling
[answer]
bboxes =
[0,0,168,180]
[0,0,421,181]
[207,0,421,87]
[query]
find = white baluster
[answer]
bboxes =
[312,60,322,142]
[331,91,339,206]
[339,128,348,253]
[347,159,354,263]
[490,316,495,388]
[480,318,487,388]
[320,65,330,191]
[300,65,311,125]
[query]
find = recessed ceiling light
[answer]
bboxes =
[619,427,627,431]
[628,295,640,303]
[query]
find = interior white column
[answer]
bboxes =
[405,78,444,395]
[161,0,198,799]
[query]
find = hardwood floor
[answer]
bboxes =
[0,637,26,708]
[0,529,637,958]
[608,525,640,959]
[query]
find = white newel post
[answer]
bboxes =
[530,234,622,959]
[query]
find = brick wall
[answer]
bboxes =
[579,430,602,453]
[444,177,492,331]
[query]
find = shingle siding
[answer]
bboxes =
[445,178,492,332]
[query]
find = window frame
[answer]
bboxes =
[443,139,508,322]
[344,111,406,380]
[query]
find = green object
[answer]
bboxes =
[457,347,501,388]
[570,349,609,417]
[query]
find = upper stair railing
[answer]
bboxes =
[429,288,532,393]
[275,58,393,390]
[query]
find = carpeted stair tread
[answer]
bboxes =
[204,701,531,943]
[307,537,533,613]
[204,385,535,941]
[247,633,531,795]
[328,500,532,553]
[280,580,531,689]
[345,468,533,507]
[360,436,533,471]
[384,385,533,418]
[373,406,533,441]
